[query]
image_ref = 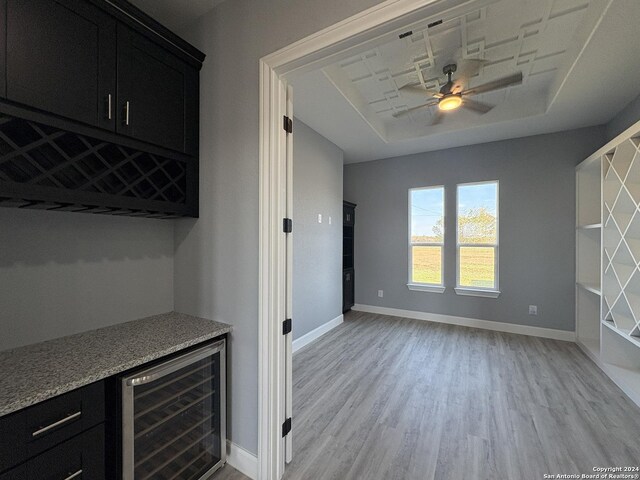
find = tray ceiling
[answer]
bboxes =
[291,0,640,163]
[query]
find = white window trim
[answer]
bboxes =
[455,180,500,297]
[408,283,446,293]
[454,287,500,298]
[408,185,445,292]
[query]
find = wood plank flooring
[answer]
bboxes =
[281,310,640,480]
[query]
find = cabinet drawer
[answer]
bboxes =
[0,380,104,473]
[0,424,105,480]
[28,424,104,480]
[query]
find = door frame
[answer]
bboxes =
[258,1,484,478]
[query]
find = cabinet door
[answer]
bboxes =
[343,205,355,226]
[117,24,197,154]
[343,269,354,312]
[4,0,116,129]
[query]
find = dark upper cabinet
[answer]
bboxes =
[0,0,201,156]
[117,24,198,155]
[4,0,116,129]
[0,0,203,218]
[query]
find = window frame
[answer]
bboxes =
[455,180,500,298]
[407,185,446,293]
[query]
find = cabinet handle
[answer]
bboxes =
[107,94,112,120]
[32,410,81,437]
[64,469,82,480]
[124,101,130,126]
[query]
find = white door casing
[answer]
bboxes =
[258,1,478,479]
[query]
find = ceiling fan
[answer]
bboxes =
[394,63,523,124]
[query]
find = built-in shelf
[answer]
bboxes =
[576,119,640,409]
[602,320,640,348]
[577,282,601,296]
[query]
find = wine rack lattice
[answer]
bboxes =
[0,114,196,218]
[602,137,640,339]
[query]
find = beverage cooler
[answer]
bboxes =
[120,340,226,479]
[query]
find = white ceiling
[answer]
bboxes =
[128,0,227,32]
[291,0,640,163]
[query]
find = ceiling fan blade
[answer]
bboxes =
[399,84,442,98]
[453,59,488,92]
[461,72,523,96]
[393,101,439,118]
[461,98,493,114]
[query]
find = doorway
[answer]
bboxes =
[258,1,497,478]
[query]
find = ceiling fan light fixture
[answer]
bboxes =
[438,94,462,111]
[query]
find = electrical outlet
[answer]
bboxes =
[317,214,322,223]
[378,290,384,298]
[529,305,537,315]
[329,216,332,225]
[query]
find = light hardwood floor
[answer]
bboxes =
[216,310,640,480]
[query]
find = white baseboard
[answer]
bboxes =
[226,440,258,479]
[352,304,575,342]
[293,314,344,353]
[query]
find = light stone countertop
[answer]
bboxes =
[0,312,231,416]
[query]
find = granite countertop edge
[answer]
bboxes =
[0,312,231,417]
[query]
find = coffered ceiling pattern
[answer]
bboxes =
[321,0,597,141]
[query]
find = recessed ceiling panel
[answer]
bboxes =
[291,0,640,162]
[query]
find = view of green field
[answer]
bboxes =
[412,246,495,288]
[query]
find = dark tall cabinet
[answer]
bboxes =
[343,201,356,313]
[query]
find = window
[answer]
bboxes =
[408,186,445,292]
[456,181,499,297]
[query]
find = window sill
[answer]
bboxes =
[407,283,446,293]
[454,287,500,298]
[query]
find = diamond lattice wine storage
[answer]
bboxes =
[603,160,622,210]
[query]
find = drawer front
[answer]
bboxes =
[26,380,104,459]
[27,424,105,480]
[0,410,27,472]
[0,465,25,480]
[0,380,104,473]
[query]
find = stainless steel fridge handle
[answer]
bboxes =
[125,340,225,387]
[126,372,160,387]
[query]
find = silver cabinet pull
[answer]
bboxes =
[32,410,81,437]
[107,94,112,120]
[64,469,82,480]
[124,101,130,126]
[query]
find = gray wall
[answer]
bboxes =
[174,0,384,454]
[0,209,174,351]
[344,126,606,332]
[292,120,343,341]
[606,93,640,141]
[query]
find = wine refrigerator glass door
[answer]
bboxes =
[121,340,226,480]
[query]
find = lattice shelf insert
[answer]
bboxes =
[602,138,640,340]
[0,114,196,218]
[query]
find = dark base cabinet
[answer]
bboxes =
[0,381,105,479]
[343,201,356,313]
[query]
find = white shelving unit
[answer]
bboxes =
[576,120,640,407]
